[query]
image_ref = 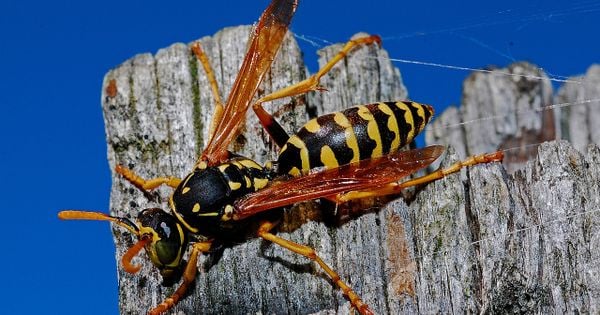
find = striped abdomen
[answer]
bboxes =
[277,101,434,176]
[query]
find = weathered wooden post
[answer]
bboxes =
[102,25,600,314]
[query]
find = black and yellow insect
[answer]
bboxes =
[59,0,503,314]
[278,101,433,176]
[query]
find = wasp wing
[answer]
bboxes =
[233,145,445,220]
[200,0,297,165]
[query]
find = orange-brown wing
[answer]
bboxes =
[233,145,445,220]
[201,0,297,165]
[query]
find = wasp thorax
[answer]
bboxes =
[169,160,271,235]
[137,208,188,283]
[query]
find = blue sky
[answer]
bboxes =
[1,0,598,314]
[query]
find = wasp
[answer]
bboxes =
[59,0,503,314]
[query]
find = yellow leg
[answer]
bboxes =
[252,35,381,147]
[148,241,212,315]
[256,35,381,104]
[191,42,224,141]
[257,221,374,315]
[337,151,504,202]
[115,165,181,194]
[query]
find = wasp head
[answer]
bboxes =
[135,208,188,285]
[58,208,189,286]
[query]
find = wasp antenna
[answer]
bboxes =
[58,210,140,236]
[122,237,151,274]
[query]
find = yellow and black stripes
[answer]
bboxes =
[277,101,433,176]
[170,157,271,235]
[169,101,432,234]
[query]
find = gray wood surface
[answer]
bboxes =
[102,25,600,314]
[555,65,600,153]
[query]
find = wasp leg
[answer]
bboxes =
[253,35,382,148]
[252,100,291,148]
[148,241,212,315]
[191,42,224,141]
[257,221,374,315]
[337,151,504,202]
[115,165,182,194]
[257,35,381,104]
